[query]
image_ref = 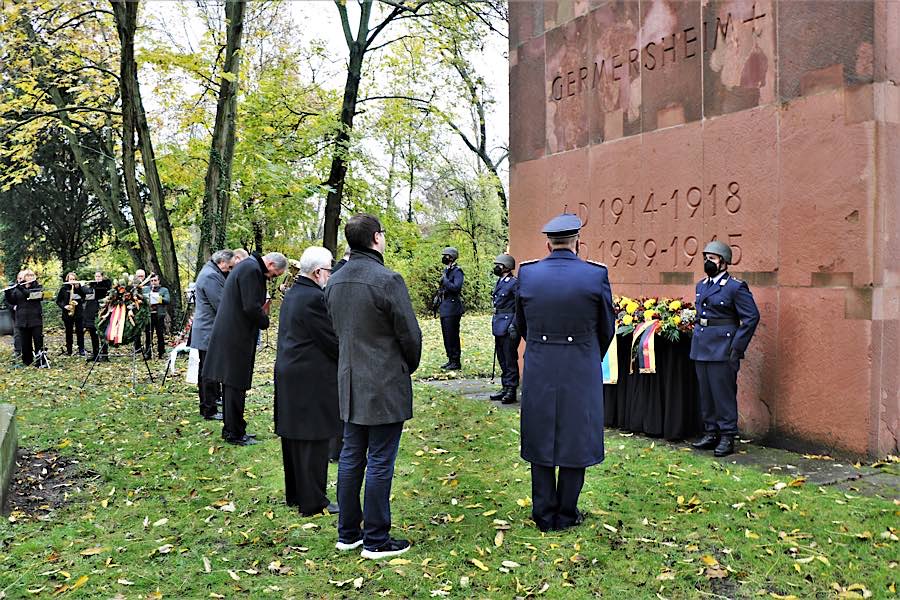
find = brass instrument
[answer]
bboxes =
[277,259,302,296]
[64,281,81,316]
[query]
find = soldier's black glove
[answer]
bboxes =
[508,324,520,344]
[729,349,742,363]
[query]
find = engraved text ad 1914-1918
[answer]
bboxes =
[579,181,744,268]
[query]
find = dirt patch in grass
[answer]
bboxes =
[6,448,94,520]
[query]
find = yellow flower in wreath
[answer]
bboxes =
[622,314,634,325]
[668,299,682,311]
[626,302,639,315]
[644,298,656,309]
[644,310,656,320]
[673,315,682,325]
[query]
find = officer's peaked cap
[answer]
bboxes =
[703,240,732,264]
[494,253,515,270]
[441,247,459,259]
[541,212,582,238]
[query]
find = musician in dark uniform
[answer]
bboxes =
[5,269,45,366]
[437,247,464,370]
[489,253,519,404]
[56,272,86,356]
[513,213,616,532]
[82,271,112,362]
[689,241,760,457]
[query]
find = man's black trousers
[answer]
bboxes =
[440,315,461,364]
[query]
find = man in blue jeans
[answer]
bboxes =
[324,214,422,559]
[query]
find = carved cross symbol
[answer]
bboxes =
[743,3,766,36]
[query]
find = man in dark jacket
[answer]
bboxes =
[275,246,340,516]
[56,272,85,356]
[325,214,422,560]
[82,271,112,362]
[6,269,45,366]
[689,241,760,457]
[437,247,464,370]
[142,274,170,359]
[514,213,616,532]
[204,252,287,445]
[192,250,234,420]
[490,254,520,404]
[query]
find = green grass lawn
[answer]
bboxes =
[0,315,896,599]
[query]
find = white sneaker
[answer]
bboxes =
[335,538,364,551]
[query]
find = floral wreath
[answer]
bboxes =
[96,283,150,346]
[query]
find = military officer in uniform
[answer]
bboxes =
[489,253,519,404]
[437,247,464,370]
[689,241,760,457]
[513,213,616,532]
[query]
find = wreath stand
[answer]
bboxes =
[80,343,155,392]
[80,283,155,392]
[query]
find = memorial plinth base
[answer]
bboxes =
[0,404,17,515]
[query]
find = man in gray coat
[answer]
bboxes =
[192,249,234,420]
[325,214,422,559]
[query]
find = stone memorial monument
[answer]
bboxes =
[0,404,16,514]
[508,0,898,456]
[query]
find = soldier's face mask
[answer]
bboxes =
[442,255,453,265]
[703,256,721,277]
[492,265,504,277]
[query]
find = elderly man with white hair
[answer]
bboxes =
[274,246,340,515]
[204,251,287,445]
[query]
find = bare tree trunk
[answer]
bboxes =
[113,0,181,316]
[198,0,246,273]
[112,1,163,279]
[322,41,365,254]
[19,13,142,267]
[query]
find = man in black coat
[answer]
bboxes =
[274,246,340,516]
[325,214,422,560]
[203,252,287,445]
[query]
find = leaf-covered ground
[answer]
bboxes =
[0,315,896,599]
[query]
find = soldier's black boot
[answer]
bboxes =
[691,433,720,450]
[501,387,518,404]
[490,387,507,401]
[713,435,735,457]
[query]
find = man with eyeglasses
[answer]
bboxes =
[325,214,422,559]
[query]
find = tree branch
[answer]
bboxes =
[334,0,356,46]
[1,107,123,136]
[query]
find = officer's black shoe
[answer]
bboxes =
[440,361,452,369]
[713,435,735,457]
[691,433,720,450]
[444,362,461,371]
[501,387,518,404]
[490,387,507,401]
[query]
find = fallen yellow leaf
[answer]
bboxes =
[470,558,489,571]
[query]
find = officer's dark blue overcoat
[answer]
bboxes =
[438,265,464,317]
[689,273,760,362]
[491,274,518,336]
[514,249,616,468]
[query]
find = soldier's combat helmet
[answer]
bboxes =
[703,240,732,264]
[494,253,516,270]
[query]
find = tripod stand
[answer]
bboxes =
[80,341,155,392]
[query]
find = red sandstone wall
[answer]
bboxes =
[508,0,899,456]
